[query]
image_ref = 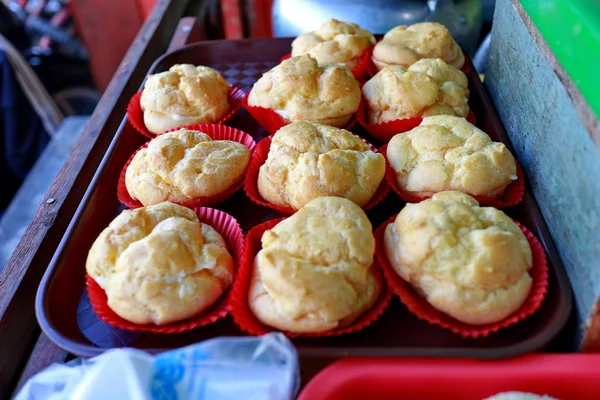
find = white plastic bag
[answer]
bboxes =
[16,333,299,400]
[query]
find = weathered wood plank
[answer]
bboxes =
[513,1,599,148]
[0,0,194,396]
[12,333,69,397]
[166,17,204,53]
[486,0,600,347]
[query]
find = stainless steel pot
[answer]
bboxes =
[271,0,483,55]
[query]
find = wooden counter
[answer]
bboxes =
[0,1,194,396]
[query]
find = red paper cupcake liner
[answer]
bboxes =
[117,124,256,209]
[87,207,245,334]
[462,56,473,74]
[381,144,525,208]
[374,215,549,338]
[364,43,379,78]
[279,46,372,81]
[352,47,373,81]
[468,110,477,126]
[244,134,390,215]
[357,98,477,143]
[127,85,246,139]
[242,90,357,136]
[367,38,471,75]
[230,218,393,337]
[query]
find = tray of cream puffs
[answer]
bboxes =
[37,20,572,359]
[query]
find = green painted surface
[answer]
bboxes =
[520,0,600,119]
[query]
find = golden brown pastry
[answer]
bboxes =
[249,196,381,333]
[291,19,375,70]
[387,116,517,198]
[372,22,465,70]
[362,58,469,124]
[384,191,533,325]
[125,129,250,206]
[257,121,385,210]
[140,64,231,134]
[86,202,234,325]
[247,55,361,127]
[484,393,558,400]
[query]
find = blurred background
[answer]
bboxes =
[0,0,495,271]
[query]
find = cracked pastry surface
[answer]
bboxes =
[291,18,375,70]
[384,191,533,325]
[126,128,250,206]
[249,196,381,333]
[257,121,385,210]
[386,116,517,198]
[86,202,234,325]
[372,22,465,70]
[140,64,231,134]
[362,58,469,124]
[247,55,361,127]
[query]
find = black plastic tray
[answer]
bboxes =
[36,38,572,359]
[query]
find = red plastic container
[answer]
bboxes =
[299,355,600,400]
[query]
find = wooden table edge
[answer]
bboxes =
[0,1,198,396]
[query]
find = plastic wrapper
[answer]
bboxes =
[15,333,299,400]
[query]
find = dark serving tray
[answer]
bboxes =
[36,38,572,359]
